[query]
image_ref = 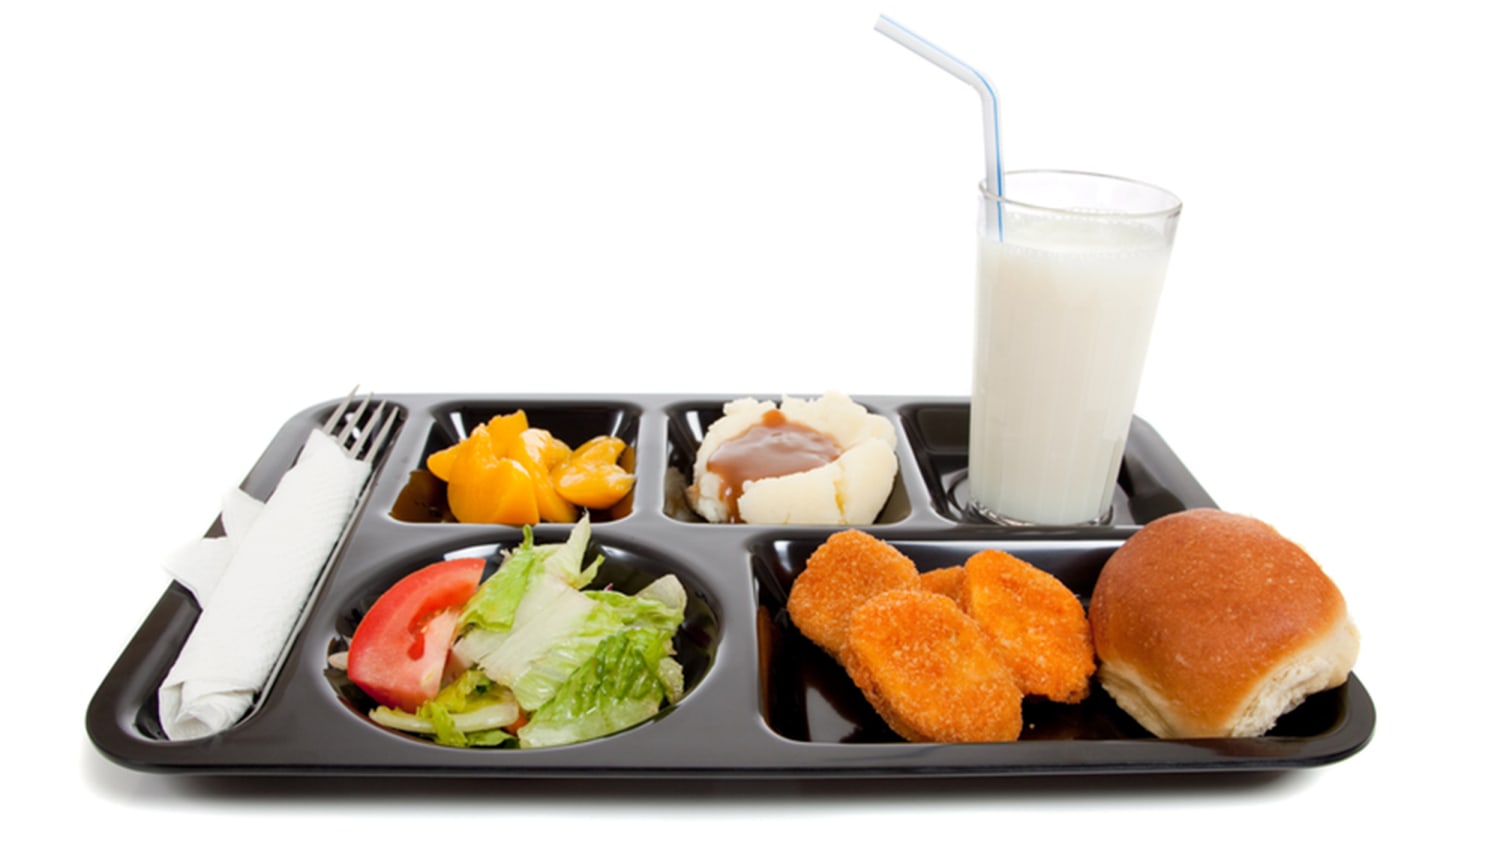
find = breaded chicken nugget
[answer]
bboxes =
[787,530,920,660]
[841,590,1023,743]
[959,549,1095,704]
[919,565,965,602]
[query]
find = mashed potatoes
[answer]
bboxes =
[686,392,898,525]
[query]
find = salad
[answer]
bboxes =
[334,517,687,748]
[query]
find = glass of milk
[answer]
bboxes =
[968,170,1182,526]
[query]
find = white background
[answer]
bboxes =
[4,0,1495,838]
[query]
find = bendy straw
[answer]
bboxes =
[874,14,1004,238]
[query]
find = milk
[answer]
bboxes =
[968,214,1172,525]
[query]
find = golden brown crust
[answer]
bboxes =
[841,590,1022,743]
[958,549,1095,703]
[786,529,921,660]
[1090,509,1352,737]
[918,565,965,602]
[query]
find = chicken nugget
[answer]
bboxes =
[787,530,921,660]
[841,590,1022,743]
[959,548,1095,703]
[919,565,965,602]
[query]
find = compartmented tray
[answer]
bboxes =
[87,393,1375,777]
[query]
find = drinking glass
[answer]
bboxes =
[968,170,1182,525]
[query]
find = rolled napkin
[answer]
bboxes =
[157,428,371,740]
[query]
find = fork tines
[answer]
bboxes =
[322,387,398,463]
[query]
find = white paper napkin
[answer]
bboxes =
[157,428,371,741]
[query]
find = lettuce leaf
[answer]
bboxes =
[416,701,512,748]
[516,627,685,748]
[506,574,686,712]
[455,575,598,707]
[430,516,689,748]
[457,517,602,633]
[368,669,520,748]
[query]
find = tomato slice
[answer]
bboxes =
[346,557,486,712]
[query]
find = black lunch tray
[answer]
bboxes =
[87,393,1375,777]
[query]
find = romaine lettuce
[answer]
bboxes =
[506,573,687,712]
[457,518,603,634]
[413,517,688,748]
[368,669,520,748]
[517,627,685,748]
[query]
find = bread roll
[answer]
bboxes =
[1089,509,1359,738]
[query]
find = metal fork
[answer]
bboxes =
[321,387,399,463]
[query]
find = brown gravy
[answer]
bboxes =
[707,410,843,522]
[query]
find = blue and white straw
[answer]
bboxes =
[874,14,1004,239]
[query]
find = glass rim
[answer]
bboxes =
[979,169,1182,219]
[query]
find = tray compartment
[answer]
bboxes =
[752,535,1354,745]
[390,399,642,524]
[898,403,1214,527]
[323,531,723,748]
[752,536,1140,743]
[662,398,914,525]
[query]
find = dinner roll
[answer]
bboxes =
[1089,509,1359,738]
